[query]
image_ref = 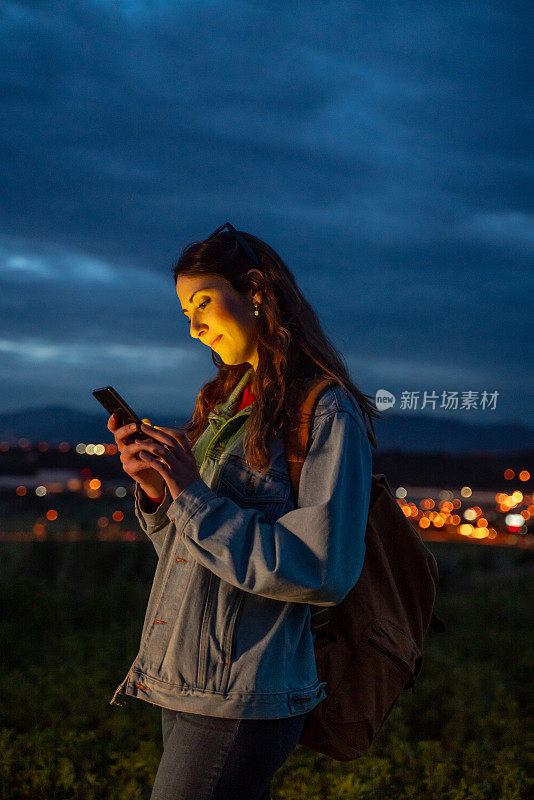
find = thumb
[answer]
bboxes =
[142,418,170,434]
[156,426,190,447]
[143,421,171,433]
[154,426,181,438]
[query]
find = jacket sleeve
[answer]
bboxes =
[133,484,174,557]
[164,406,372,606]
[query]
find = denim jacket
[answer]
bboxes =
[110,366,372,719]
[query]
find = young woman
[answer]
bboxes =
[107,223,380,800]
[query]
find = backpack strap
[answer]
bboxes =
[284,377,340,505]
[283,378,448,637]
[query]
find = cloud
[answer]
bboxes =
[463,211,534,251]
[0,334,210,417]
[0,0,532,426]
[2,0,530,262]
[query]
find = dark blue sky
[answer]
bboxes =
[1,0,533,429]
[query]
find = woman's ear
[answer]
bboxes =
[247,269,263,305]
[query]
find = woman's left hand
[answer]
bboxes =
[137,422,202,501]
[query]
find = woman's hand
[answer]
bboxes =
[136,422,202,501]
[107,413,167,499]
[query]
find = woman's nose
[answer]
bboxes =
[190,319,207,338]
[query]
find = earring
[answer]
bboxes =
[253,304,260,316]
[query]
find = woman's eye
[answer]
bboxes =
[184,298,209,324]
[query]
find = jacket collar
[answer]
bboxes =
[208,366,254,423]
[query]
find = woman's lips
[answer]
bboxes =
[210,335,222,348]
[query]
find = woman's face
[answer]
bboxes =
[176,271,262,370]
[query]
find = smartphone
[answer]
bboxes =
[92,386,150,443]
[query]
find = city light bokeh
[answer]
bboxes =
[0,439,532,545]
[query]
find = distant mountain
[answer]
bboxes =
[0,406,188,447]
[0,405,533,455]
[369,412,534,455]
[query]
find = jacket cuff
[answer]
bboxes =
[134,483,172,531]
[166,478,216,530]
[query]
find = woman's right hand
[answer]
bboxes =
[107,412,166,499]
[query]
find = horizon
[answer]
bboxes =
[2,401,534,434]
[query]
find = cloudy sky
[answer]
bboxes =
[1,0,533,430]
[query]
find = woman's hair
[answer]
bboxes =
[173,229,382,473]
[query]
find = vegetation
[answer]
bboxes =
[0,541,532,799]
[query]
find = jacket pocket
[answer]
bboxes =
[219,588,246,695]
[218,456,291,524]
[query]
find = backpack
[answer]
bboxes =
[284,377,446,761]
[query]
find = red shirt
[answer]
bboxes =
[236,381,255,413]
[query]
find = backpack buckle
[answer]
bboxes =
[310,608,330,631]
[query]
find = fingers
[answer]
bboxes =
[107,412,120,432]
[112,420,142,449]
[107,412,127,436]
[140,423,188,451]
[138,451,170,474]
[129,438,170,460]
[122,453,168,483]
[106,414,169,485]
[119,440,173,479]
[119,441,167,480]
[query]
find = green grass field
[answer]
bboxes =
[0,541,532,799]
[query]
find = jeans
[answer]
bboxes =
[150,707,308,800]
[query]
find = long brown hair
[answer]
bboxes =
[173,229,381,473]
